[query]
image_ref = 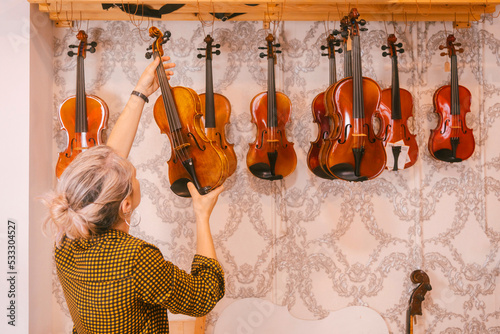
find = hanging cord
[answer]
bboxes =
[415,0,432,18]
[197,0,215,37]
[127,1,153,43]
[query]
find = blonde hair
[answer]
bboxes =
[42,145,134,246]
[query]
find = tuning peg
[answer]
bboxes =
[274,43,281,48]
[382,52,389,57]
[439,45,445,50]
[455,43,462,47]
[197,54,205,59]
[87,46,96,53]
[341,30,348,38]
[145,52,153,59]
[259,52,267,58]
[360,27,368,32]
[67,50,76,57]
[214,43,221,48]
[321,53,328,57]
[440,52,447,57]
[336,48,343,54]
[68,44,78,48]
[381,45,388,50]
[164,31,171,38]
[359,19,367,26]
[332,29,340,35]
[275,50,282,54]
[395,43,403,48]
[398,49,405,53]
[89,41,97,47]
[458,48,464,53]
[320,45,327,50]
[197,47,206,51]
[258,46,267,50]
[213,50,221,55]
[146,45,152,51]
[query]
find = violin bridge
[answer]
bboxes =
[267,139,280,143]
[175,143,191,151]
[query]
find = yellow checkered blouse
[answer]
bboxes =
[55,229,225,333]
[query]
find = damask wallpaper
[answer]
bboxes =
[50,13,500,334]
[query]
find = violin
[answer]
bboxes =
[379,34,419,170]
[428,34,475,162]
[246,33,297,180]
[197,35,237,176]
[147,27,228,197]
[317,17,351,177]
[307,32,341,179]
[56,30,109,178]
[406,270,432,334]
[325,9,386,181]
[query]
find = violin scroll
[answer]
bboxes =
[197,35,221,59]
[439,34,464,57]
[409,270,432,316]
[381,34,404,57]
[145,28,171,59]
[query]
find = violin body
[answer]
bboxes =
[326,77,386,181]
[200,93,237,176]
[247,91,297,180]
[379,88,418,169]
[154,86,228,197]
[56,95,108,178]
[429,85,474,162]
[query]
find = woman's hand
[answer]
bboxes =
[188,183,224,222]
[133,55,175,98]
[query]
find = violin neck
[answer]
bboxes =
[391,55,402,120]
[450,54,460,116]
[204,58,216,128]
[406,309,413,334]
[154,51,182,131]
[344,47,352,78]
[352,35,364,119]
[329,56,337,86]
[75,55,88,133]
[267,56,278,127]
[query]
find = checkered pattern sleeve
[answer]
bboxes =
[133,244,225,317]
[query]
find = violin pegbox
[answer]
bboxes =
[381,34,404,58]
[67,30,97,58]
[197,34,221,60]
[258,33,281,63]
[439,34,464,58]
[321,31,342,57]
[145,28,171,59]
[347,8,367,37]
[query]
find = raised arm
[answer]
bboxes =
[107,56,175,158]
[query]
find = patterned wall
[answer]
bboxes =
[51,13,500,333]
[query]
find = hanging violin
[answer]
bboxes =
[197,35,237,176]
[318,17,351,177]
[428,34,474,162]
[379,34,419,170]
[147,27,228,197]
[247,33,297,180]
[307,31,341,179]
[324,9,386,181]
[56,30,109,178]
[406,270,432,334]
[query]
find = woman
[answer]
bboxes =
[43,55,225,333]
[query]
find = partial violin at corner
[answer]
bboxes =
[428,34,475,162]
[148,27,228,197]
[56,30,109,178]
[379,34,419,171]
[247,33,297,180]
